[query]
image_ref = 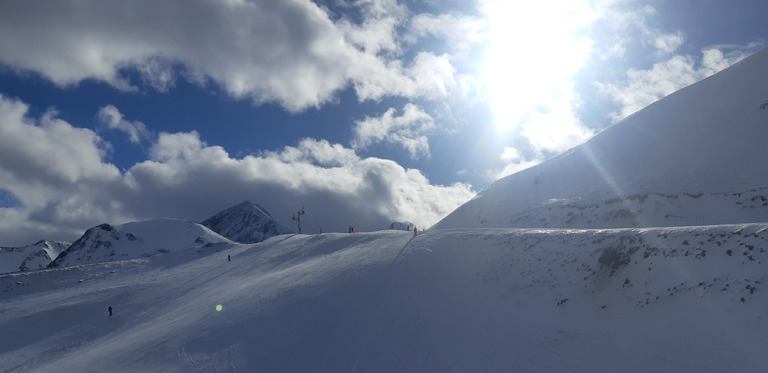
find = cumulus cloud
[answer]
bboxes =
[0,96,120,187]
[0,0,472,113]
[0,95,474,245]
[273,138,359,166]
[0,94,127,243]
[406,13,487,56]
[351,103,435,158]
[127,133,474,235]
[653,31,685,57]
[597,45,759,120]
[97,105,151,144]
[336,0,406,55]
[590,4,685,60]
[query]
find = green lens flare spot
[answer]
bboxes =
[216,304,223,312]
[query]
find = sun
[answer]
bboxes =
[479,1,595,133]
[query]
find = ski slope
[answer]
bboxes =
[2,226,766,372]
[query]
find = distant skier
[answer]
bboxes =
[413,227,418,237]
[228,254,231,262]
[108,306,113,316]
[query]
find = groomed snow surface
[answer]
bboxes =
[1,226,766,372]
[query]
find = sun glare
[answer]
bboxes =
[480,1,595,134]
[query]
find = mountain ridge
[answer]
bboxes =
[201,200,293,244]
[0,240,70,274]
[434,46,768,230]
[48,218,231,268]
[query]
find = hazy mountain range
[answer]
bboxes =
[0,201,289,274]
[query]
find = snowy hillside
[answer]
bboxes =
[201,201,292,243]
[435,46,768,230]
[1,226,766,372]
[0,240,69,274]
[48,219,231,268]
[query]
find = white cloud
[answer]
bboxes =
[407,53,460,100]
[0,95,127,243]
[0,95,120,187]
[336,0,406,56]
[97,105,151,144]
[597,45,758,120]
[288,138,359,166]
[0,0,474,113]
[129,133,474,234]
[654,31,685,57]
[351,103,435,158]
[0,95,474,245]
[0,0,356,111]
[590,4,684,60]
[149,131,209,162]
[406,13,487,56]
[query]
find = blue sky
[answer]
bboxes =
[0,0,766,245]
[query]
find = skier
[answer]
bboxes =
[414,227,418,237]
[228,254,231,262]
[108,306,113,316]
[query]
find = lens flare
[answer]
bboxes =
[216,304,223,312]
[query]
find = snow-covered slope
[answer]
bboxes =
[0,240,69,274]
[1,227,766,372]
[435,46,768,230]
[48,219,231,268]
[201,201,292,243]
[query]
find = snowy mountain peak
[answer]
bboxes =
[435,46,768,230]
[48,219,231,268]
[201,200,293,243]
[0,240,70,274]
